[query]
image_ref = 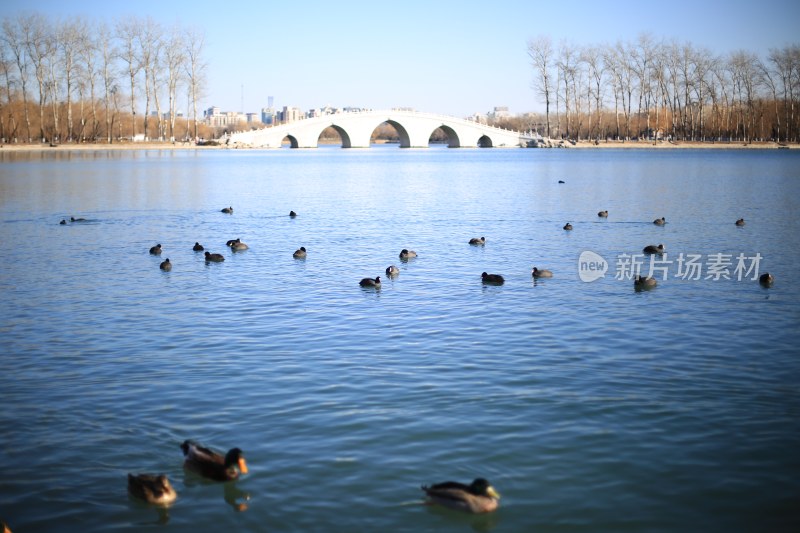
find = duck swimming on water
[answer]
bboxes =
[421,478,501,514]
[127,473,178,505]
[229,238,249,251]
[481,272,505,285]
[643,244,665,254]
[180,440,248,482]
[360,276,381,287]
[634,275,657,289]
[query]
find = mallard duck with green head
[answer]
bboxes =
[180,440,248,481]
[421,478,501,514]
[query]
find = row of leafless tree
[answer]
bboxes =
[0,12,207,144]
[527,34,800,142]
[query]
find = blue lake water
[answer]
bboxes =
[1,146,799,532]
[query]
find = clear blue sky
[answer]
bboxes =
[3,0,799,117]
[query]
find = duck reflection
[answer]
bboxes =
[182,475,251,512]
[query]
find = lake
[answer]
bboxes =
[1,146,798,532]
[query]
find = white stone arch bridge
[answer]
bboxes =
[223,109,525,148]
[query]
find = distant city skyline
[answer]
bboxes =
[3,0,799,117]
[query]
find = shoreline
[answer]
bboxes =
[0,140,795,151]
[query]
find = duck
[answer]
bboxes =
[469,236,486,245]
[399,249,417,260]
[531,267,553,278]
[59,219,67,225]
[149,244,162,255]
[759,272,774,287]
[481,272,505,285]
[159,258,172,271]
[70,216,87,222]
[643,244,665,254]
[229,239,249,251]
[289,210,297,218]
[421,478,500,514]
[221,206,233,214]
[385,265,400,276]
[558,179,565,184]
[293,246,307,258]
[127,473,178,505]
[180,440,248,482]
[225,238,238,246]
[204,251,225,262]
[193,242,205,251]
[598,210,608,217]
[653,217,666,225]
[360,276,381,287]
[563,222,573,230]
[735,218,745,226]
[634,275,657,289]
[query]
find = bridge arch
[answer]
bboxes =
[283,134,299,149]
[382,120,411,148]
[319,124,353,148]
[435,125,462,148]
[478,135,492,148]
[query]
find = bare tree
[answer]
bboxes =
[556,41,579,139]
[56,17,83,142]
[184,26,206,141]
[631,34,656,139]
[582,46,605,140]
[97,22,117,143]
[767,45,799,142]
[135,17,162,140]
[76,20,99,141]
[116,17,141,139]
[2,15,33,141]
[527,35,554,138]
[23,13,56,142]
[603,47,623,139]
[164,26,185,142]
[0,24,20,141]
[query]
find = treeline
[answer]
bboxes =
[0,12,208,144]
[527,34,800,142]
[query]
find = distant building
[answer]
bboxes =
[488,106,510,121]
[261,107,275,125]
[469,112,488,124]
[279,106,303,123]
[203,106,246,127]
